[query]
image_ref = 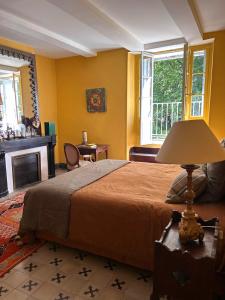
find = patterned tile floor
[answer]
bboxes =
[0,242,153,300]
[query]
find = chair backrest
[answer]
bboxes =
[64,143,80,170]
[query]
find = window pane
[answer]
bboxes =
[191,95,203,117]
[192,74,204,95]
[193,50,205,73]
[142,78,151,97]
[143,57,152,77]
[190,50,206,118]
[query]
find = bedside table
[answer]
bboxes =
[77,144,109,161]
[151,211,219,300]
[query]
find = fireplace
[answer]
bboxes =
[5,146,49,193]
[0,135,56,197]
[12,152,41,189]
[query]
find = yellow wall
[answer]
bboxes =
[36,55,59,161]
[56,48,128,162]
[2,31,225,165]
[203,30,225,140]
[0,37,59,161]
[126,53,139,157]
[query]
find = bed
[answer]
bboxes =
[19,160,225,271]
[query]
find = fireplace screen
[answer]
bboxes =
[12,152,41,189]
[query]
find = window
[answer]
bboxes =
[140,49,185,145]
[0,70,23,130]
[185,44,212,122]
[139,43,213,145]
[140,53,153,145]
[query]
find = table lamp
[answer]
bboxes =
[156,120,225,243]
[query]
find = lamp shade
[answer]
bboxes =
[156,120,225,164]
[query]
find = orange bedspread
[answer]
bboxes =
[39,162,225,270]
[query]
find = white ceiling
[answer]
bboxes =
[81,0,182,44]
[194,0,225,33]
[0,0,223,58]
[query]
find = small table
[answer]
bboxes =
[151,211,219,300]
[77,144,109,161]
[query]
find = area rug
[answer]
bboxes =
[0,193,44,277]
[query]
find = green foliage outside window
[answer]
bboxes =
[153,58,183,103]
[150,54,205,140]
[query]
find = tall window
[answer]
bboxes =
[0,70,23,130]
[185,44,212,123]
[140,49,185,145]
[140,53,153,145]
[140,43,213,145]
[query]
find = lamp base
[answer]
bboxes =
[178,209,204,243]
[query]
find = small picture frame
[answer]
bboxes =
[86,88,106,112]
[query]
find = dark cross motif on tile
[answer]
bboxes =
[0,286,8,296]
[137,272,152,282]
[29,249,38,257]
[74,250,88,261]
[78,267,92,277]
[24,262,38,272]
[50,258,63,266]
[51,273,66,284]
[22,280,38,292]
[55,292,70,300]
[49,243,60,252]
[111,278,126,290]
[84,286,99,298]
[104,260,117,271]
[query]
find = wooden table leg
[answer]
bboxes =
[105,149,108,159]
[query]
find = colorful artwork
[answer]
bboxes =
[86,88,106,112]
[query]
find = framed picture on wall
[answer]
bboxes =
[86,88,106,112]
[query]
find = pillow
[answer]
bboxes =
[197,140,225,203]
[166,168,207,204]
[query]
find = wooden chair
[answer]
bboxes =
[64,143,80,170]
[64,143,91,171]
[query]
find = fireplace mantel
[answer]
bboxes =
[0,135,56,198]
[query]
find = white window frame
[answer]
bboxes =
[140,45,187,145]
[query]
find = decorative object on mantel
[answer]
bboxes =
[86,88,106,112]
[44,122,56,136]
[21,115,41,136]
[156,119,225,244]
[82,130,88,145]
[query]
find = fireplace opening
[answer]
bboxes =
[12,152,41,189]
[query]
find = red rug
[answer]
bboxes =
[0,193,44,277]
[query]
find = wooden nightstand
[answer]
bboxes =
[151,211,219,300]
[77,144,109,161]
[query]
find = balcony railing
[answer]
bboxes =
[152,101,182,142]
[191,96,203,117]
